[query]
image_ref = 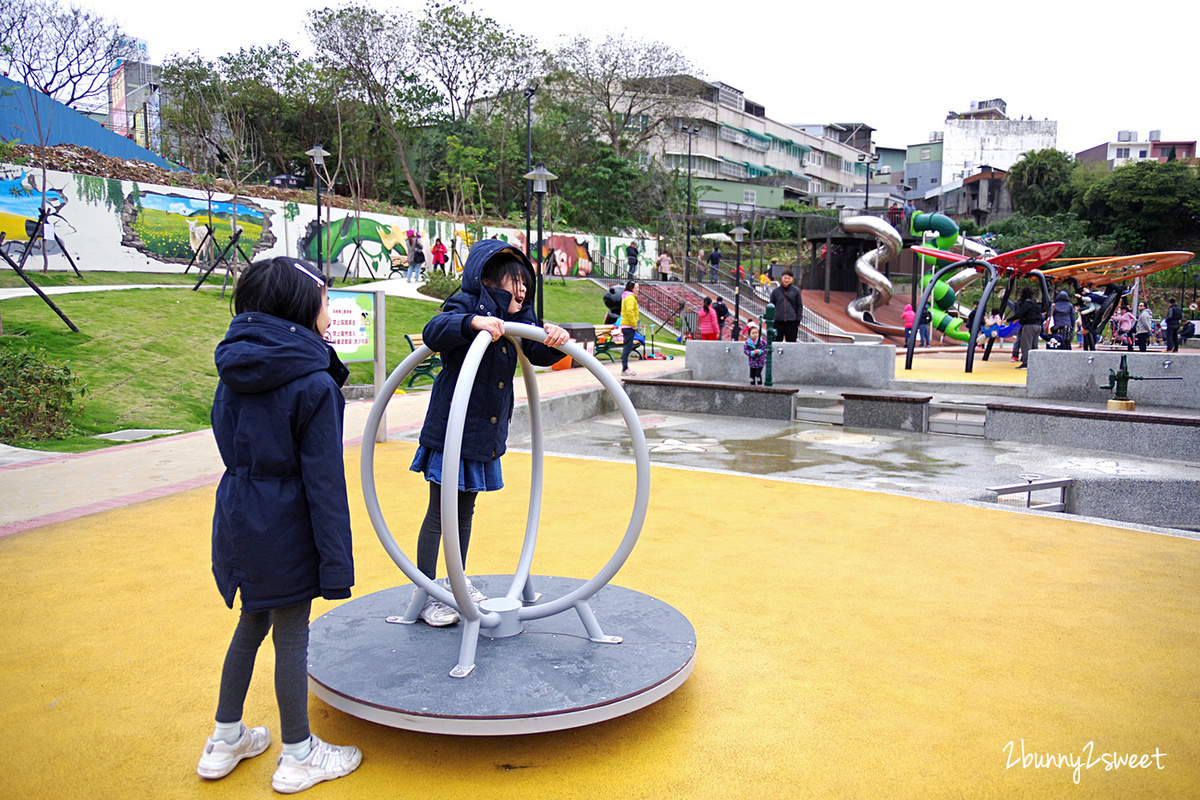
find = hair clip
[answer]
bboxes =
[291,260,325,287]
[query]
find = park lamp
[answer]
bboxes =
[731,223,749,342]
[524,162,557,195]
[306,144,331,278]
[306,144,330,168]
[523,163,558,325]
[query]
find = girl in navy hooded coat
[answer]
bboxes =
[199,257,361,794]
[410,240,569,626]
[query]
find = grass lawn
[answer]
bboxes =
[0,277,609,452]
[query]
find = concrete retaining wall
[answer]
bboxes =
[1067,478,1200,532]
[623,379,795,420]
[985,403,1200,461]
[509,384,617,441]
[842,393,932,432]
[685,341,895,388]
[1026,350,1198,409]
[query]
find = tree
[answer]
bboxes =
[416,0,542,123]
[1078,160,1200,253]
[307,4,442,208]
[0,0,138,106]
[985,213,1117,261]
[1006,149,1077,217]
[549,34,697,160]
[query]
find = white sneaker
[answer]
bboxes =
[197,724,271,779]
[464,577,488,604]
[419,596,460,626]
[272,736,361,794]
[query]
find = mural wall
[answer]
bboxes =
[0,163,657,278]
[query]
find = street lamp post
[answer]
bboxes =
[681,124,700,282]
[731,223,748,340]
[524,82,538,260]
[857,152,880,213]
[306,144,331,280]
[523,163,558,325]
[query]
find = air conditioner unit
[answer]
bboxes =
[878,165,892,174]
[1117,130,1131,142]
[1149,130,1162,141]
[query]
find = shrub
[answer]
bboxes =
[418,269,460,301]
[0,347,87,444]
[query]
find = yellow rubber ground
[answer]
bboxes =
[2,438,1197,798]
[896,349,1029,385]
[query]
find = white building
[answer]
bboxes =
[938,99,1057,184]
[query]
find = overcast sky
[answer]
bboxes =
[98,0,1194,154]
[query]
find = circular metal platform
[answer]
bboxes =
[308,576,696,735]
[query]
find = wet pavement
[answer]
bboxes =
[495,408,1200,511]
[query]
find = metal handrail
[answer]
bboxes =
[988,477,1073,512]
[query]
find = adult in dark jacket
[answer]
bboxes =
[1050,290,1076,350]
[769,270,804,342]
[1164,299,1183,352]
[713,297,729,340]
[1077,286,1108,351]
[411,239,568,626]
[707,245,721,283]
[203,256,361,790]
[1008,287,1044,369]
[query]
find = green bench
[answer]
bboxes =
[404,334,442,387]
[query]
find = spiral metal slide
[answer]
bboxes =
[843,216,905,335]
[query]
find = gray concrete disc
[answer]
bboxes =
[308,576,696,735]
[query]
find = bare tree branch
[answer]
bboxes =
[0,0,138,106]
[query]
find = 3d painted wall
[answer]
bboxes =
[0,163,656,277]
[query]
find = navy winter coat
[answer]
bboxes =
[418,239,564,462]
[211,312,354,613]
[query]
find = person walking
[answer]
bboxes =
[706,245,721,283]
[199,257,362,793]
[1135,302,1154,352]
[917,306,932,348]
[1164,299,1183,352]
[656,250,672,281]
[1008,287,1044,369]
[625,242,639,280]
[406,240,426,283]
[431,237,448,273]
[902,303,915,346]
[768,270,804,342]
[620,281,640,376]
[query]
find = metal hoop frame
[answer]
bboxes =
[359,322,651,676]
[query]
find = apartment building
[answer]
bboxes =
[656,81,870,213]
[1075,130,1197,169]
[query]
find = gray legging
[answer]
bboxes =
[216,600,311,745]
[417,481,477,580]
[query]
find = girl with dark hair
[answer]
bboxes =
[409,240,569,626]
[200,257,362,793]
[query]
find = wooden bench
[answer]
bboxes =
[404,334,442,386]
